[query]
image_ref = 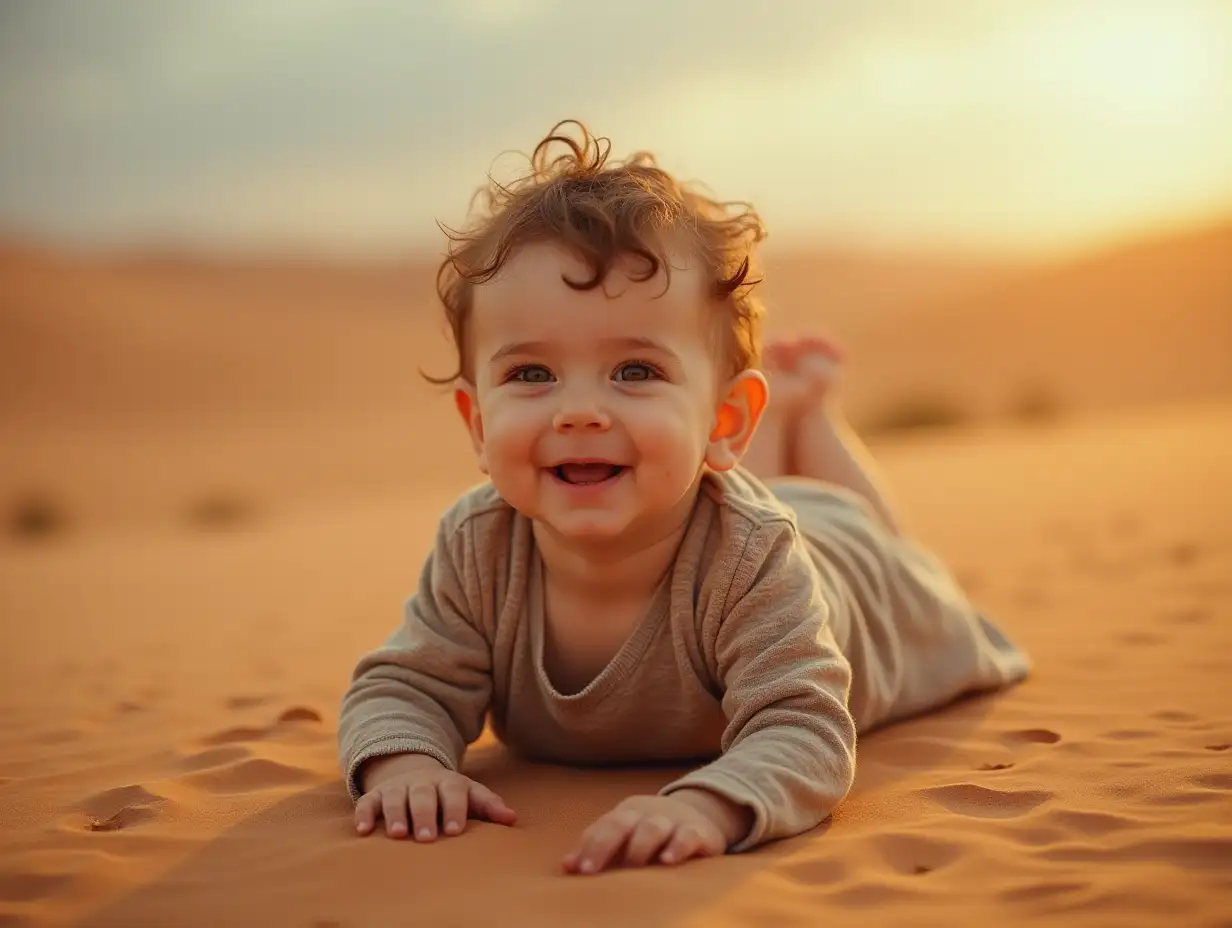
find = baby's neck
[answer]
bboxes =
[533,497,697,602]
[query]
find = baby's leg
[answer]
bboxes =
[774,337,905,535]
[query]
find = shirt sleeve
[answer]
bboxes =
[337,513,492,801]
[659,518,857,852]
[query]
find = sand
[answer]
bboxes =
[2,234,1231,926]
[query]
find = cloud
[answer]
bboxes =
[0,1,854,241]
[1,1,1229,256]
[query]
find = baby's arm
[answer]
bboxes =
[658,519,857,852]
[338,516,492,802]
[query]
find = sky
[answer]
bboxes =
[1,0,1229,260]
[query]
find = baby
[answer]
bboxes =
[337,120,1029,875]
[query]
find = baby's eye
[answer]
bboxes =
[613,362,660,382]
[510,365,554,384]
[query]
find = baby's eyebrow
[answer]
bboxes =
[489,336,681,364]
[606,336,680,361]
[490,340,551,363]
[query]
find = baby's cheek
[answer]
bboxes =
[482,405,537,455]
[637,418,708,480]
[478,418,544,500]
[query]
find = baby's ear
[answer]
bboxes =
[705,369,768,472]
[453,383,489,475]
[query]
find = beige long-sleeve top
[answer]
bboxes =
[337,468,1029,852]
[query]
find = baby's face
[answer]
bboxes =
[460,241,730,544]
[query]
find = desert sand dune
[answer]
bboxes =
[763,222,1232,431]
[2,221,1229,535]
[1,226,1231,926]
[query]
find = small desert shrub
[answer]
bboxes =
[9,492,66,540]
[185,493,254,529]
[1007,383,1065,424]
[863,395,972,437]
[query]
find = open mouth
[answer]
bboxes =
[550,462,627,486]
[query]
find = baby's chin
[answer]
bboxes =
[532,510,641,544]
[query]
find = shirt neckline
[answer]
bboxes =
[527,536,675,706]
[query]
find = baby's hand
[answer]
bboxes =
[563,789,751,875]
[354,752,517,840]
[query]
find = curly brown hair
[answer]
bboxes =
[426,119,768,385]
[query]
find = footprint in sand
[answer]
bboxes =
[921,784,1053,819]
[871,833,965,876]
[1045,808,1135,837]
[199,706,323,746]
[176,745,253,772]
[1000,728,1062,746]
[226,694,271,710]
[78,784,167,832]
[278,706,323,723]
[201,725,269,746]
[183,757,315,794]
[1151,709,1202,726]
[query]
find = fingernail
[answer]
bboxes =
[356,822,368,834]
[390,823,406,836]
[445,821,460,834]
[418,827,431,839]
[580,859,595,874]
[661,851,676,864]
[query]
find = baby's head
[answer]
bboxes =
[434,120,769,545]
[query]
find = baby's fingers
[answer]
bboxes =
[468,782,518,825]
[658,825,714,866]
[568,812,637,874]
[623,815,676,867]
[354,791,382,836]
[380,786,412,839]
[438,780,470,836]
[407,784,440,841]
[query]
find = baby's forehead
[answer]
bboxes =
[470,242,717,348]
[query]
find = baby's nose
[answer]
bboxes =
[552,398,611,432]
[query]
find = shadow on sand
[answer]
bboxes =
[81,691,1002,928]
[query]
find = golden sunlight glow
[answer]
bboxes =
[623,3,1232,258]
[1,2,1228,258]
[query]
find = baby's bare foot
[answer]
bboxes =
[792,336,844,400]
[743,336,845,480]
[763,336,844,416]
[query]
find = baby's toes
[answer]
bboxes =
[799,334,845,362]
[795,343,844,395]
[761,363,808,416]
[761,340,799,373]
